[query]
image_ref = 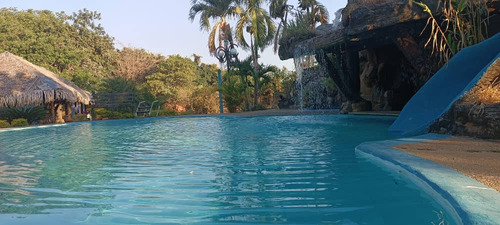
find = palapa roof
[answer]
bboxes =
[0,52,91,107]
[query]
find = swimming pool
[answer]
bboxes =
[0,115,455,224]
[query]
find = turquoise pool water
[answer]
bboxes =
[0,115,454,224]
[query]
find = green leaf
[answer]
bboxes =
[457,0,468,13]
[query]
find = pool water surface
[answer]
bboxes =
[0,115,455,224]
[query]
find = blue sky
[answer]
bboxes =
[0,0,347,70]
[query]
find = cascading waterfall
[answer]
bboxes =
[293,48,305,111]
[293,46,336,111]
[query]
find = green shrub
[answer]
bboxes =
[72,114,89,122]
[93,108,113,120]
[121,113,135,119]
[11,118,29,127]
[282,12,315,40]
[191,86,219,114]
[252,104,267,111]
[180,110,195,116]
[157,109,177,117]
[0,120,10,128]
[110,111,123,119]
[0,106,47,124]
[93,108,136,120]
[221,77,245,113]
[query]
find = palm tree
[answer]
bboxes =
[189,0,242,55]
[269,0,292,54]
[235,0,276,107]
[298,0,329,27]
[233,55,253,110]
[257,64,279,106]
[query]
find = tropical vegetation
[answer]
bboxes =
[0,120,10,128]
[0,8,227,115]
[189,0,325,111]
[0,0,321,120]
[414,0,490,65]
[0,106,47,124]
[10,118,29,127]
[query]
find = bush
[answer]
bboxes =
[0,120,10,128]
[252,104,268,111]
[191,86,219,114]
[72,114,89,122]
[11,118,29,127]
[0,106,47,124]
[93,108,136,120]
[157,109,177,117]
[180,110,195,116]
[221,77,245,113]
[121,113,135,119]
[93,108,113,120]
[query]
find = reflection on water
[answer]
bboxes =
[0,115,454,224]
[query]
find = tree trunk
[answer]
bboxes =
[251,37,259,108]
[49,102,55,123]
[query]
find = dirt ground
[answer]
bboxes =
[394,137,500,192]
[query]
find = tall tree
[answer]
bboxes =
[188,0,242,55]
[0,8,116,91]
[114,47,164,82]
[298,0,329,27]
[233,55,254,109]
[269,0,292,53]
[236,0,276,106]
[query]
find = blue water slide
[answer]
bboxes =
[389,33,500,136]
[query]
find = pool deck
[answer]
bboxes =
[356,134,500,225]
[394,136,500,192]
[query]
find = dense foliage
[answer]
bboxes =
[0,3,301,116]
[0,8,116,91]
[414,0,490,65]
[0,106,47,124]
[10,118,29,127]
[0,7,226,114]
[0,120,9,128]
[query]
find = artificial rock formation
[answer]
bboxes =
[280,0,436,112]
[430,58,500,139]
[280,0,499,113]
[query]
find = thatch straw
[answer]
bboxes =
[0,52,91,107]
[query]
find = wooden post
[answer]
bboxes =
[49,102,55,123]
[65,103,71,116]
[64,102,72,122]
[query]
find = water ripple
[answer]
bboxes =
[0,115,454,224]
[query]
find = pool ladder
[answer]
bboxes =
[136,100,160,117]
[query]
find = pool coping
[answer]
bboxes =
[355,134,500,225]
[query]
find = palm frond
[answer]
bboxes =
[208,20,222,54]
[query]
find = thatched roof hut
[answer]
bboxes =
[0,52,91,107]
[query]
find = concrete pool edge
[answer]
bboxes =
[355,133,500,225]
